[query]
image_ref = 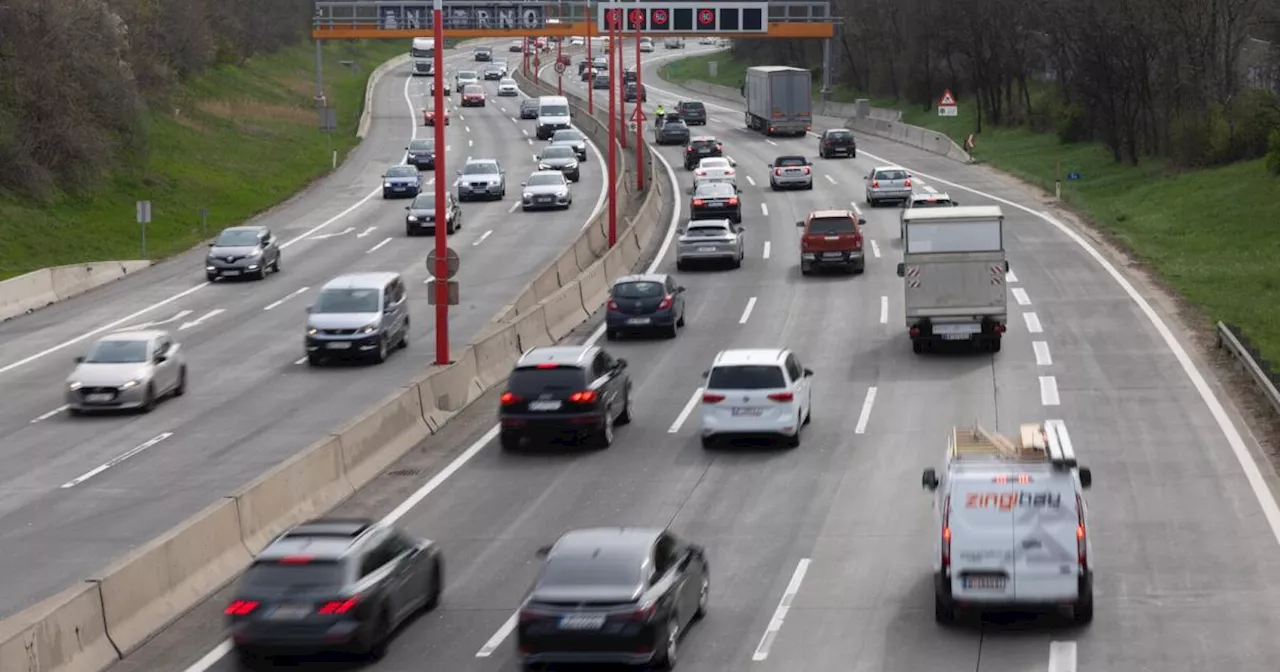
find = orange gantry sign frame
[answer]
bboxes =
[311,21,833,40]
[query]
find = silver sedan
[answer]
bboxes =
[675,219,745,270]
[522,170,572,210]
[66,330,188,414]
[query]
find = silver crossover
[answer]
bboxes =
[549,129,588,160]
[676,219,745,269]
[66,330,187,413]
[455,158,506,201]
[497,78,519,96]
[521,170,572,211]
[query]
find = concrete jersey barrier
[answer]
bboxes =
[0,582,119,672]
[0,261,150,323]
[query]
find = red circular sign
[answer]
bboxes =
[698,8,714,25]
[629,8,644,25]
[652,9,668,25]
[606,8,622,27]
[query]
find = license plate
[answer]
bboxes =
[326,342,351,349]
[528,400,562,411]
[537,196,552,202]
[708,201,724,206]
[221,270,241,276]
[962,576,1008,590]
[559,614,605,630]
[86,393,113,402]
[393,185,406,190]
[269,605,312,620]
[731,407,763,416]
[697,246,717,252]
[822,252,844,259]
[627,317,651,325]
[934,324,980,336]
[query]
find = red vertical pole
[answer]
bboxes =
[616,28,626,150]
[432,1,449,365]
[523,38,530,75]
[556,38,563,94]
[607,13,618,247]
[586,14,594,114]
[633,13,644,191]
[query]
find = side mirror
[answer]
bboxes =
[1078,467,1092,489]
[676,286,687,292]
[728,158,737,167]
[701,369,709,378]
[736,226,745,233]
[858,218,867,226]
[736,188,743,193]
[305,304,314,313]
[155,355,168,364]
[803,368,814,377]
[766,163,773,168]
[952,201,960,206]
[896,263,905,277]
[521,182,527,186]
[1005,260,1011,272]
[615,357,628,369]
[405,206,411,210]
[74,355,85,364]
[535,544,553,558]
[455,170,462,176]
[922,468,939,491]
[794,220,804,228]
[207,241,215,247]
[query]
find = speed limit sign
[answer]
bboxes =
[554,61,566,74]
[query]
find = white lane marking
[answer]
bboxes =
[1039,376,1061,406]
[178,309,225,331]
[61,432,174,488]
[739,296,757,324]
[446,145,451,151]
[824,174,836,184]
[508,201,520,213]
[1006,270,1019,283]
[294,356,308,365]
[1048,641,1077,672]
[476,612,518,657]
[879,296,888,324]
[760,203,769,216]
[531,153,538,161]
[1012,287,1031,305]
[472,230,493,246]
[309,226,355,240]
[667,387,704,434]
[762,241,771,259]
[119,309,194,332]
[854,387,877,434]
[465,125,471,133]
[183,641,235,672]
[367,237,392,254]
[511,116,518,123]
[765,139,778,146]
[1023,312,1043,333]
[1033,341,1053,366]
[31,405,68,424]
[752,558,811,661]
[746,175,756,186]
[527,138,533,145]
[263,286,309,311]
[357,226,377,238]
[870,239,881,258]
[924,185,938,193]
[522,128,529,136]
[468,139,474,147]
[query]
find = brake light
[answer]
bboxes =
[685,146,693,152]
[500,392,520,405]
[658,295,673,310]
[519,607,548,622]
[692,199,705,206]
[767,392,793,402]
[618,602,658,622]
[725,169,734,175]
[715,144,722,151]
[702,392,725,403]
[1076,495,1087,567]
[853,233,863,250]
[872,180,879,188]
[225,600,259,616]
[774,169,782,176]
[904,179,912,187]
[318,596,359,615]
[727,197,738,205]
[607,299,620,311]
[536,363,559,369]
[279,555,312,564]
[569,390,598,403]
[802,167,811,175]
[941,498,952,570]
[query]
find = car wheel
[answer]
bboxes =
[140,384,157,413]
[270,255,281,273]
[664,321,678,339]
[786,418,801,447]
[677,310,686,327]
[397,323,410,349]
[366,610,391,660]
[255,265,268,280]
[372,338,389,364]
[675,260,686,271]
[912,340,924,354]
[593,410,614,449]
[406,226,414,236]
[233,648,262,671]
[935,591,956,624]
[806,182,814,190]
[695,572,710,619]
[801,263,812,276]
[617,384,633,425]
[660,617,680,669]
[174,367,187,397]
[606,329,618,341]
[422,558,443,612]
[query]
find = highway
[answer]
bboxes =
[112,42,1280,672]
[0,42,608,619]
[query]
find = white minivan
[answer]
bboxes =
[536,95,572,140]
[921,421,1094,624]
[698,348,813,448]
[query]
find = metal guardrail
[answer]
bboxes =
[1216,321,1280,416]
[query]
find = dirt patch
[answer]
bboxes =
[168,108,209,133]
[280,78,316,97]
[196,99,311,126]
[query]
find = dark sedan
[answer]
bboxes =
[381,165,421,199]
[517,527,709,668]
[605,273,687,340]
[683,136,722,169]
[405,139,435,169]
[655,119,690,146]
[405,192,461,235]
[519,98,540,119]
[690,181,742,223]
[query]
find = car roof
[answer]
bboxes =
[825,128,853,134]
[550,527,663,557]
[615,273,668,285]
[774,155,806,161]
[516,345,597,368]
[465,158,499,165]
[258,518,380,562]
[684,219,732,228]
[690,136,717,142]
[529,170,566,179]
[100,330,163,342]
[320,272,398,290]
[808,209,854,219]
[220,225,265,234]
[678,100,704,106]
[910,192,952,201]
[713,348,788,366]
[551,128,581,135]
[873,165,907,172]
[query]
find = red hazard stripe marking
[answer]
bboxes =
[906,267,920,277]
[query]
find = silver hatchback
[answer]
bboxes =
[676,219,745,270]
[66,330,187,413]
[768,155,813,190]
[865,166,913,206]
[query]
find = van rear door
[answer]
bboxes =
[948,479,1015,602]
[1011,479,1080,602]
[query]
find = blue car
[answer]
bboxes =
[605,273,687,340]
[382,164,422,199]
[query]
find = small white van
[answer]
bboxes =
[536,95,572,140]
[921,420,1094,624]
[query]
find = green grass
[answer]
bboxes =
[0,40,407,280]
[662,51,1280,362]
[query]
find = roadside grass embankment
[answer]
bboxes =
[661,51,1280,364]
[0,40,406,281]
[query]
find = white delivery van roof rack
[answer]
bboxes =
[949,419,1077,469]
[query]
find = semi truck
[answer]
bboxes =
[411,37,435,76]
[742,66,811,136]
[896,205,1009,353]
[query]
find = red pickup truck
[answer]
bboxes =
[797,210,866,275]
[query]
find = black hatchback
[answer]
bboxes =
[819,128,857,158]
[690,181,742,223]
[676,100,707,125]
[498,346,632,450]
[605,273,687,340]
[683,136,722,169]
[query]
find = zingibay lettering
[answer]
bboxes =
[964,491,1062,511]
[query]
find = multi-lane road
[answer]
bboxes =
[105,42,1280,672]
[0,43,609,619]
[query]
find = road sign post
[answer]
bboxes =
[426,248,461,305]
[607,8,619,246]
[632,5,643,167]
[586,23,594,114]
[199,207,209,237]
[937,89,958,117]
[556,38,563,94]
[136,200,151,258]
[631,105,647,190]
[432,0,450,364]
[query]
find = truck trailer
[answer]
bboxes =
[742,66,811,136]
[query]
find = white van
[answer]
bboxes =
[920,421,1094,624]
[535,95,572,140]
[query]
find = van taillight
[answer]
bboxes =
[941,498,952,570]
[767,392,793,402]
[1076,494,1087,567]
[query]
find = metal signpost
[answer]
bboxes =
[586,27,594,113]
[615,20,626,151]
[632,5,644,185]
[432,0,450,365]
[426,247,461,305]
[136,201,151,258]
[606,6,619,246]
[556,37,564,94]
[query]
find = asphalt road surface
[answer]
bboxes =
[0,42,608,619]
[106,42,1280,672]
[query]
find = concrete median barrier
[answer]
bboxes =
[95,498,251,656]
[619,228,642,268]
[585,217,609,258]
[846,114,971,163]
[427,348,484,412]
[554,246,583,281]
[48,261,151,302]
[513,305,553,351]
[577,261,609,313]
[471,325,522,388]
[0,582,118,672]
[336,386,432,489]
[603,246,628,285]
[573,233,597,273]
[543,282,590,341]
[231,436,354,555]
[0,268,57,322]
[411,372,453,433]
[530,263,563,304]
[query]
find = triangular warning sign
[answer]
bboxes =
[939,89,957,106]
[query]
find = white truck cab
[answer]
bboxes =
[536,95,572,140]
[921,420,1093,624]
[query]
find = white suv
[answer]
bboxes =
[698,348,813,448]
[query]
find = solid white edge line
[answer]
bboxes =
[854,387,878,434]
[1006,270,1019,283]
[1012,287,1031,306]
[738,296,757,324]
[61,432,174,488]
[751,558,811,661]
[366,237,392,254]
[667,387,704,434]
[1048,640,1078,672]
[1033,340,1053,366]
[1039,376,1061,406]
[263,286,309,311]
[879,296,888,324]
[762,240,771,259]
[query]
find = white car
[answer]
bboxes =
[497,78,519,96]
[694,156,736,181]
[921,420,1094,624]
[639,40,654,53]
[699,37,717,45]
[699,348,813,448]
[568,36,585,46]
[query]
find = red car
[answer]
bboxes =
[423,108,450,126]
[460,84,486,107]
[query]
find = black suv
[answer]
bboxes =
[225,518,443,666]
[683,136,722,169]
[498,345,633,451]
[624,82,647,103]
[819,128,857,158]
[676,100,707,125]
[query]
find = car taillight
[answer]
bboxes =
[727,197,738,205]
[318,597,359,615]
[569,390,598,403]
[802,167,811,175]
[715,144,722,151]
[726,169,734,175]
[702,392,725,403]
[941,498,952,570]
[607,299,620,311]
[904,179,912,187]
[1076,494,1087,567]
[615,602,657,622]
[225,600,259,616]
[501,392,520,405]
[692,199,705,206]
[774,169,783,176]
[767,392,793,402]
[872,180,880,188]
[519,607,548,622]
[657,295,673,310]
[853,233,863,250]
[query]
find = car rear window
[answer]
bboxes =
[613,281,665,298]
[509,366,587,393]
[679,102,705,112]
[686,225,728,237]
[538,555,642,589]
[694,183,735,198]
[828,131,853,140]
[708,365,786,390]
[775,156,806,167]
[876,169,908,180]
[912,198,953,208]
[808,216,855,234]
[691,139,717,149]
[244,560,345,588]
[464,84,483,94]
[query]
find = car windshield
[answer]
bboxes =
[463,162,498,175]
[408,140,433,151]
[411,195,435,209]
[613,281,664,298]
[313,288,380,313]
[685,225,729,237]
[876,169,908,180]
[508,366,585,393]
[386,166,417,178]
[775,156,806,167]
[464,84,483,94]
[527,173,564,187]
[691,140,717,149]
[542,146,575,159]
[214,229,259,246]
[679,103,704,112]
[552,131,582,143]
[912,198,954,208]
[458,71,477,79]
[808,216,856,234]
[84,339,149,364]
[541,104,570,116]
[695,183,735,198]
[243,560,345,589]
[538,555,642,589]
[521,99,538,108]
[501,78,516,85]
[664,121,687,130]
[708,365,786,390]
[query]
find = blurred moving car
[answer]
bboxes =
[483,63,504,80]
[423,107,450,126]
[605,274,687,340]
[460,83,487,107]
[304,273,410,365]
[683,136,722,169]
[497,78,519,96]
[797,209,866,275]
[405,192,462,236]
[899,192,959,238]
[497,345,633,450]
[537,144,581,182]
[818,128,857,158]
[549,128,589,160]
[865,165,914,206]
[67,331,188,414]
[454,69,480,92]
[655,119,691,145]
[405,139,436,169]
[519,97,540,119]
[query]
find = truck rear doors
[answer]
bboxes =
[947,481,1016,602]
[1011,480,1080,602]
